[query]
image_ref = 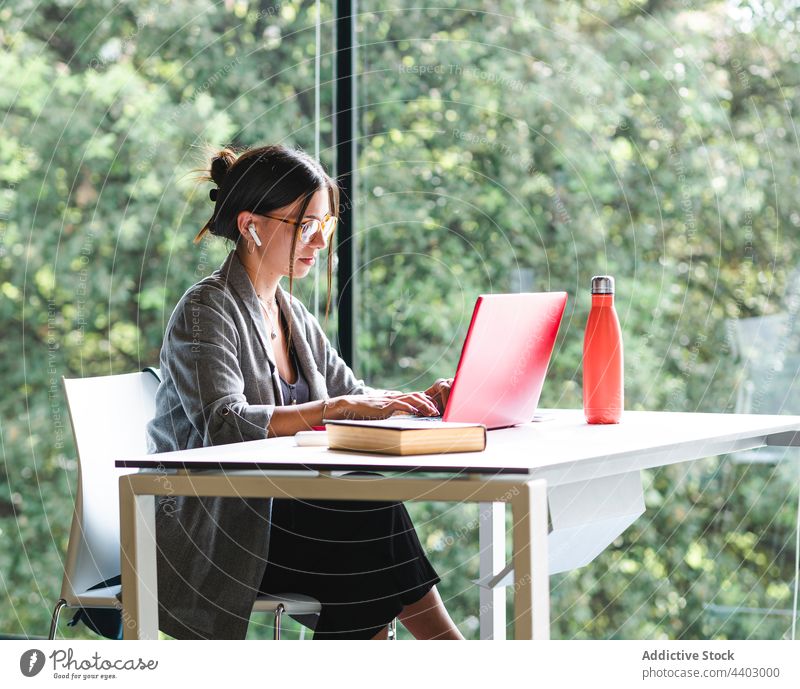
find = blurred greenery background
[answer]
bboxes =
[2,0,799,640]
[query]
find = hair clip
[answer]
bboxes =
[209,188,219,201]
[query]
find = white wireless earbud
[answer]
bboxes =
[248,223,262,247]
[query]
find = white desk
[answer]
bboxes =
[116,409,800,640]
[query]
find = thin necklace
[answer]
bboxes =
[257,295,279,340]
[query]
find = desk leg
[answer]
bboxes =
[119,478,158,640]
[478,502,506,640]
[511,480,550,640]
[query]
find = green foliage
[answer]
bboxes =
[2,0,799,640]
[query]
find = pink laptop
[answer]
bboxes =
[392,292,568,430]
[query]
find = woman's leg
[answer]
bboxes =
[262,497,462,640]
[303,496,446,640]
[398,586,465,640]
[370,625,389,640]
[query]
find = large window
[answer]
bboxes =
[353,0,800,639]
[1,0,336,639]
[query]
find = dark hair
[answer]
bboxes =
[194,144,339,322]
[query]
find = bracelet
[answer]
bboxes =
[321,398,330,422]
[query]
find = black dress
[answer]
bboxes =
[259,340,441,639]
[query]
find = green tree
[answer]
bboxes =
[2,0,798,640]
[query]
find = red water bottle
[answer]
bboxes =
[583,275,624,423]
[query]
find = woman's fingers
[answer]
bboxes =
[373,393,437,416]
[401,391,439,416]
[386,398,418,415]
[438,378,453,411]
[375,396,433,417]
[340,392,441,420]
[425,378,452,414]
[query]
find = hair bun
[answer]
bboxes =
[209,147,237,187]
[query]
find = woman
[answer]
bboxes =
[146,144,463,640]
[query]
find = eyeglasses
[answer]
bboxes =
[253,212,338,246]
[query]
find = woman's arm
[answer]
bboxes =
[267,399,326,437]
[266,394,439,437]
[167,287,277,445]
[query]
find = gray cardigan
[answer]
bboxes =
[145,249,376,639]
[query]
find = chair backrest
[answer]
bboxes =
[60,370,161,601]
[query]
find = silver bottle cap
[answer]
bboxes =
[591,275,615,295]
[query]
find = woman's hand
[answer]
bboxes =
[424,377,454,415]
[325,392,439,421]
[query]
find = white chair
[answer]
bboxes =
[50,369,321,640]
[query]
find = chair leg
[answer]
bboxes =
[49,599,68,640]
[274,604,285,641]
